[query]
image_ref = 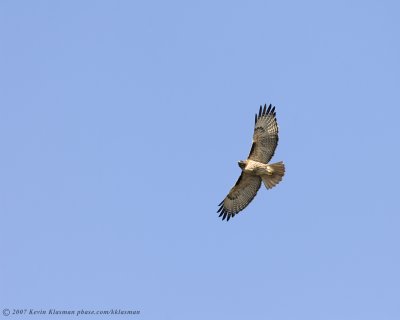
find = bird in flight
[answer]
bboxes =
[217,104,285,221]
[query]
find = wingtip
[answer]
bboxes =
[219,207,227,218]
[222,211,228,220]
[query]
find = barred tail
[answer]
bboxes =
[262,161,285,189]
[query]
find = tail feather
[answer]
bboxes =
[262,161,285,189]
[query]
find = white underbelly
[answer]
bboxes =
[244,160,271,175]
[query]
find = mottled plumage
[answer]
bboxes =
[217,104,285,221]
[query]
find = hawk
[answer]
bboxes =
[217,104,285,221]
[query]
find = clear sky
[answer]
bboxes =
[1,1,400,319]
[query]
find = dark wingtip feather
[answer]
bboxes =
[218,200,224,206]
[255,113,257,125]
[218,207,238,221]
[258,105,262,117]
[217,206,223,213]
[262,104,267,115]
[266,104,272,114]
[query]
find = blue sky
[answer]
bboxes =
[1,1,400,319]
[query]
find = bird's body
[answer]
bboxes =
[241,159,273,176]
[217,104,285,221]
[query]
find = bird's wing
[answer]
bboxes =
[217,173,261,221]
[248,104,279,164]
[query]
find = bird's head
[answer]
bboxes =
[238,160,247,170]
